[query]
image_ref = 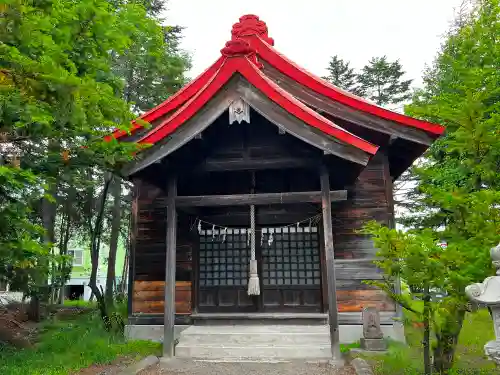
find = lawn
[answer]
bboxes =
[355,309,496,375]
[0,309,161,375]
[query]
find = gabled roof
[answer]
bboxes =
[108,15,444,176]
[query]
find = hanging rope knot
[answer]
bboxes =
[247,204,260,296]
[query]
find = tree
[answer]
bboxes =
[357,56,412,106]
[111,0,190,113]
[323,55,360,94]
[363,0,500,372]
[1,0,142,322]
[102,0,190,304]
[105,176,121,305]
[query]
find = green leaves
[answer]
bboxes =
[363,1,500,371]
[322,55,360,94]
[356,56,412,106]
[0,0,188,297]
[322,55,412,106]
[111,1,190,112]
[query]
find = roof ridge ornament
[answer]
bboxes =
[220,39,254,56]
[231,14,274,46]
[220,39,263,68]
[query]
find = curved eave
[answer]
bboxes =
[105,57,225,141]
[138,56,378,156]
[249,35,445,136]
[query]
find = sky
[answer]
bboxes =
[165,0,464,89]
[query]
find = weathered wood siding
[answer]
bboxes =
[131,180,193,316]
[332,151,395,312]
[130,151,395,316]
[133,281,191,314]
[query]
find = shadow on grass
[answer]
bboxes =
[0,308,160,375]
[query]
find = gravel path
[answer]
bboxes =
[138,360,356,375]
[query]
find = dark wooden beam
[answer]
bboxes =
[320,165,342,362]
[235,81,370,166]
[175,190,347,207]
[200,207,319,226]
[163,175,177,358]
[196,156,320,172]
[127,179,140,318]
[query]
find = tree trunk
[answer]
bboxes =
[88,173,112,329]
[423,287,431,375]
[28,295,41,322]
[105,176,122,306]
[433,309,466,374]
[41,190,57,302]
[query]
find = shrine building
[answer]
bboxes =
[109,15,444,360]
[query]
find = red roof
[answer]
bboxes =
[107,15,444,155]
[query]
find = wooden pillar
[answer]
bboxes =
[383,151,403,321]
[163,176,177,358]
[128,179,140,317]
[320,165,342,361]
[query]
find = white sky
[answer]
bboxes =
[166,0,463,88]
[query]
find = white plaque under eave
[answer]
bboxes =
[229,98,250,125]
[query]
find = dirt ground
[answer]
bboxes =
[74,357,136,375]
[137,360,356,375]
[76,356,357,375]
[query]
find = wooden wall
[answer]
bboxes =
[131,180,193,316]
[133,281,191,314]
[130,151,395,318]
[331,151,395,313]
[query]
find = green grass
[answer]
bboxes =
[353,309,496,375]
[62,300,97,308]
[341,341,361,353]
[0,310,161,375]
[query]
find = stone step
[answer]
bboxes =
[182,324,330,334]
[175,343,332,360]
[176,325,333,360]
[180,332,330,346]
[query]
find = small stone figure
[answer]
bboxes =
[360,307,387,351]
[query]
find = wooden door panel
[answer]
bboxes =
[197,228,256,312]
[261,227,322,311]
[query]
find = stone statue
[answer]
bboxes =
[465,243,500,365]
[360,307,386,351]
[363,307,384,339]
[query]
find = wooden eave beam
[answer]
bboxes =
[235,80,371,166]
[175,190,347,207]
[196,209,320,226]
[195,156,321,172]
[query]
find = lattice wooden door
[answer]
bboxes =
[197,228,256,312]
[260,226,323,311]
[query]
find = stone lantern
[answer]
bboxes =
[465,243,500,365]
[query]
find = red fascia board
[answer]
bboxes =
[139,56,378,155]
[250,36,445,136]
[138,60,232,144]
[106,57,225,141]
[238,59,378,155]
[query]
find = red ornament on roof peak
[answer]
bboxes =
[231,14,274,46]
[221,39,254,56]
[221,39,263,68]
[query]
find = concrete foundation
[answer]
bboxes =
[125,324,404,344]
[125,325,189,342]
